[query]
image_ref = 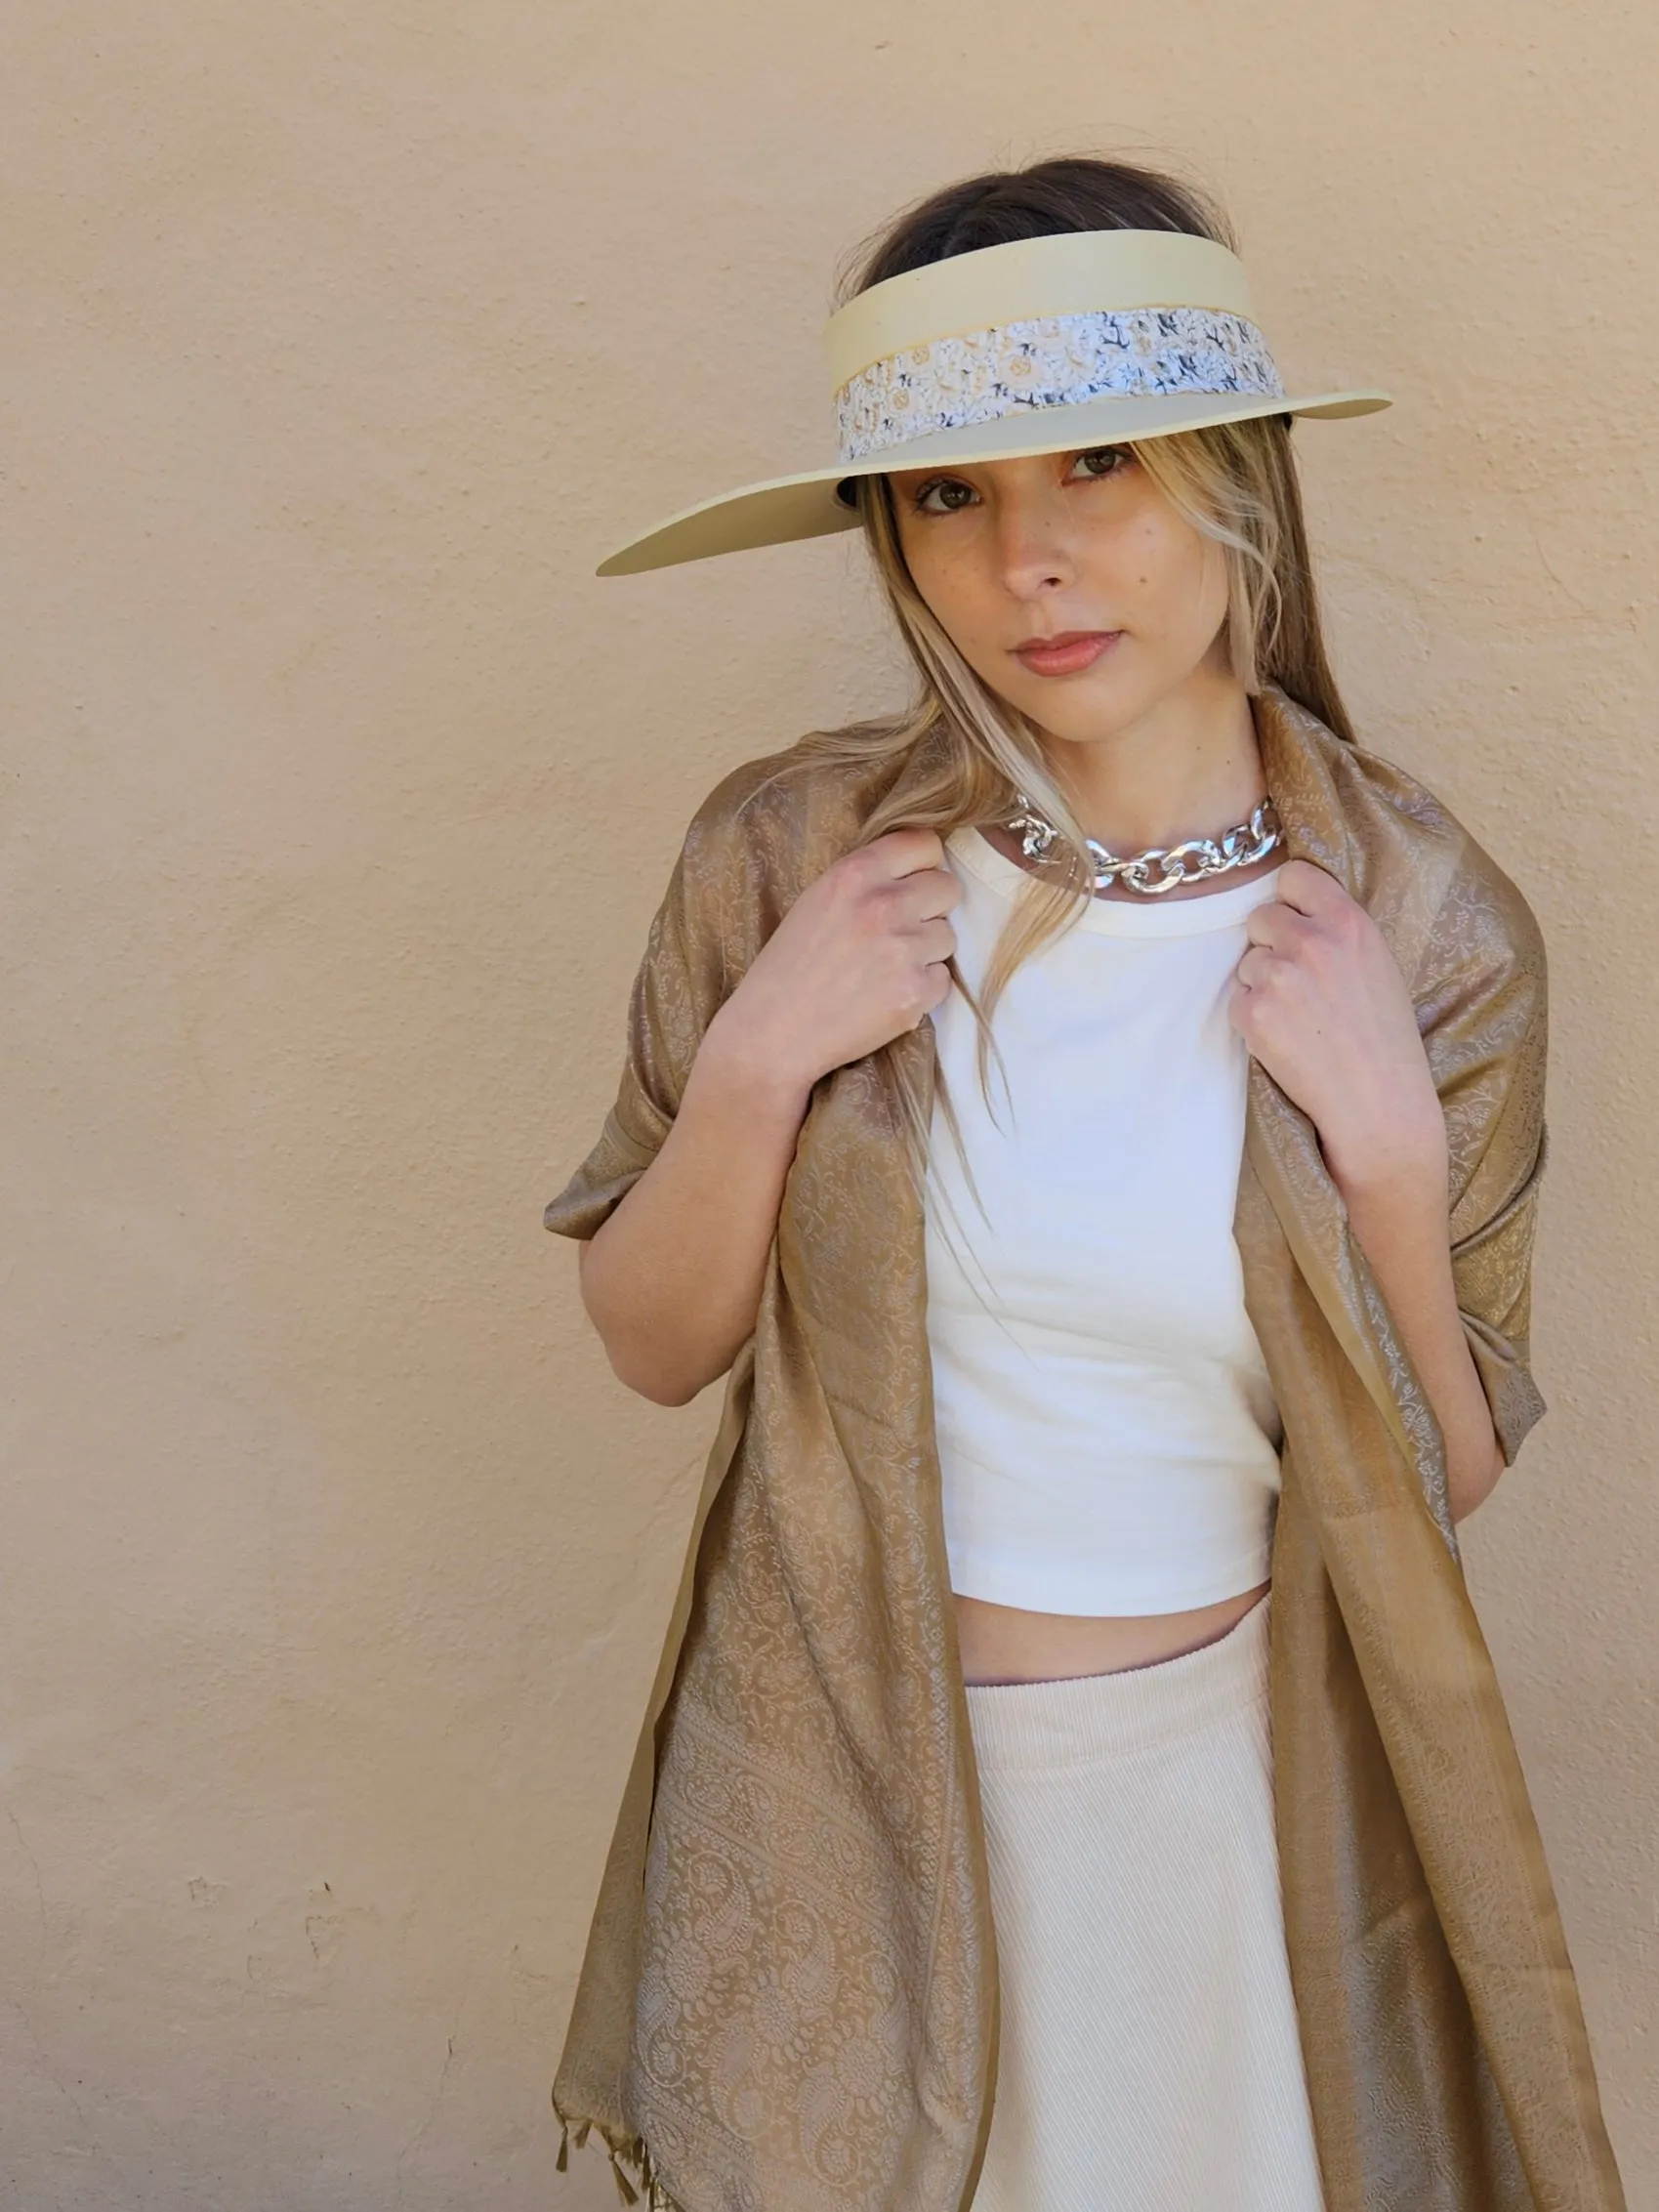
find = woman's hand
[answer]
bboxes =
[575,826,958,1406]
[1229,857,1506,1516]
[710,826,961,1095]
[1226,857,1445,1196]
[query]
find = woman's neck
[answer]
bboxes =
[1035,669,1265,855]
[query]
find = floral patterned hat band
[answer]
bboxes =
[595,230,1390,578]
[832,302,1285,465]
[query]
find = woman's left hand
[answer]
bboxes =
[1227,858,1447,1196]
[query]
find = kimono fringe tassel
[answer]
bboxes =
[552,2087,685,2212]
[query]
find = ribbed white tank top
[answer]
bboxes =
[925,824,1285,1617]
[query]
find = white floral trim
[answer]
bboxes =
[834,308,1284,463]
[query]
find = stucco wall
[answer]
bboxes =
[2,2,1653,2205]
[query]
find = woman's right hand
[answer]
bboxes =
[712,827,962,1093]
[577,828,961,1404]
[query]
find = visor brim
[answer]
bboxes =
[595,387,1391,578]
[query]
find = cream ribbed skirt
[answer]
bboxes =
[963,1589,1326,2212]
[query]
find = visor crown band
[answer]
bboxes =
[833,307,1285,466]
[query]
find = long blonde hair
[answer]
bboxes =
[777,157,1359,1203]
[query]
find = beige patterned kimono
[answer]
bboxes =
[543,684,1626,2211]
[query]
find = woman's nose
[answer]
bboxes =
[991,496,1076,593]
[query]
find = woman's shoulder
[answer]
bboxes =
[1322,716,1546,1020]
[678,721,925,889]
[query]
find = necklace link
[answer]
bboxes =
[1004,793,1283,895]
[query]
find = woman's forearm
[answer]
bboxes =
[1334,1159,1505,1523]
[578,1005,814,1406]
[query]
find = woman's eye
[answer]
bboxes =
[1070,445,1131,479]
[908,446,1129,513]
[912,478,975,515]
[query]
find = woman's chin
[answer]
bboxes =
[1011,669,1151,747]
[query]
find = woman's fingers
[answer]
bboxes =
[926,914,959,961]
[1234,942,1280,993]
[865,824,946,878]
[1242,898,1306,950]
[1270,856,1344,916]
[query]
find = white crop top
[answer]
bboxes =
[925,825,1286,1617]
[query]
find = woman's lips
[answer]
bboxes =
[1012,631,1122,677]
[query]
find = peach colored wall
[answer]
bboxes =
[2,1,1653,2204]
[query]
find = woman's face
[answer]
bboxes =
[886,442,1234,745]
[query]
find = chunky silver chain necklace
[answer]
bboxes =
[1003,791,1283,896]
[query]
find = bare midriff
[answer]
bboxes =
[953,1579,1272,1685]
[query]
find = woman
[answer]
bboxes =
[546,159,1625,2211]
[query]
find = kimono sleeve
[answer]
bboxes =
[1422,859,1551,1469]
[542,814,740,1243]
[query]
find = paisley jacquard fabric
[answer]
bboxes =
[544,685,1626,2212]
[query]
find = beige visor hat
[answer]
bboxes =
[596,227,1390,577]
